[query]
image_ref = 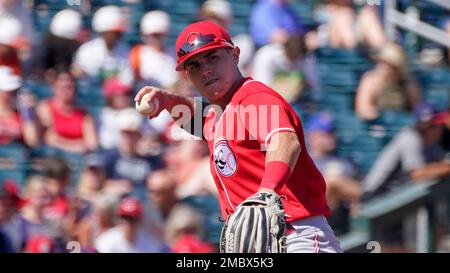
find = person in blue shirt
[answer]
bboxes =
[249,0,306,47]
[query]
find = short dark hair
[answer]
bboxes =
[43,156,71,181]
[284,34,307,61]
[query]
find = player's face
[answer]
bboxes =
[184,48,240,103]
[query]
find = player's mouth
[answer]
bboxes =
[205,79,219,86]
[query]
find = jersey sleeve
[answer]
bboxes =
[239,92,297,148]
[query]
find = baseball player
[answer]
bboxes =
[135,21,342,253]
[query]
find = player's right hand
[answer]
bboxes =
[134,86,168,119]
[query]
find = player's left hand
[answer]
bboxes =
[220,189,286,253]
[243,189,282,208]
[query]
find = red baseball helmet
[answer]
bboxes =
[175,20,234,71]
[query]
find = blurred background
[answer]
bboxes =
[0,0,449,253]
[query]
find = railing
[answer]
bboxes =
[384,0,450,47]
[340,176,450,252]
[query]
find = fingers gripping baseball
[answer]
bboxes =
[134,86,165,118]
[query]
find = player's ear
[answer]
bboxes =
[183,69,190,79]
[231,46,240,64]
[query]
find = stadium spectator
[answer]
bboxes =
[64,153,123,248]
[76,153,107,204]
[23,234,56,253]
[146,169,178,219]
[0,0,33,73]
[42,156,71,223]
[0,180,22,252]
[19,175,64,252]
[98,77,133,149]
[249,0,306,47]
[95,196,166,253]
[308,0,386,50]
[163,140,216,199]
[305,112,361,234]
[199,0,255,75]
[103,108,163,191]
[362,103,450,200]
[165,203,216,253]
[199,0,233,30]
[36,71,99,153]
[355,43,421,121]
[253,33,319,103]
[129,10,178,89]
[69,192,118,252]
[306,112,361,208]
[0,66,39,147]
[0,0,34,46]
[72,5,133,84]
[0,16,24,75]
[33,9,83,81]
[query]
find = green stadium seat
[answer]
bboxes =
[0,144,29,186]
[320,93,355,112]
[24,81,52,100]
[315,47,372,65]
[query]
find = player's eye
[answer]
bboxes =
[207,55,218,62]
[186,62,200,72]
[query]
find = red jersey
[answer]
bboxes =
[203,78,330,222]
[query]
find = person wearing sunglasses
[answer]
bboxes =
[135,21,341,253]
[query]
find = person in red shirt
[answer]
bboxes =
[42,156,71,222]
[135,21,341,253]
[36,71,98,153]
[0,66,39,147]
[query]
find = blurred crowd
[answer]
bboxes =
[0,0,449,252]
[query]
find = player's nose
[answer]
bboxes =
[200,68,212,78]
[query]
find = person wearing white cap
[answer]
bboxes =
[0,66,39,147]
[199,0,233,29]
[252,33,320,103]
[129,10,177,89]
[72,5,133,84]
[0,0,34,45]
[102,107,163,191]
[0,0,34,75]
[0,16,25,75]
[198,0,255,76]
[35,9,83,79]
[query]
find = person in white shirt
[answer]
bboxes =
[98,77,133,149]
[95,196,166,253]
[0,0,34,44]
[129,10,178,89]
[253,34,320,103]
[198,0,255,76]
[72,5,133,84]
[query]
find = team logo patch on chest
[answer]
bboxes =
[213,139,237,177]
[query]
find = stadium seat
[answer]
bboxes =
[24,80,52,100]
[320,93,355,112]
[180,195,222,244]
[0,144,28,186]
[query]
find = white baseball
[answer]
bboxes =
[135,93,158,116]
